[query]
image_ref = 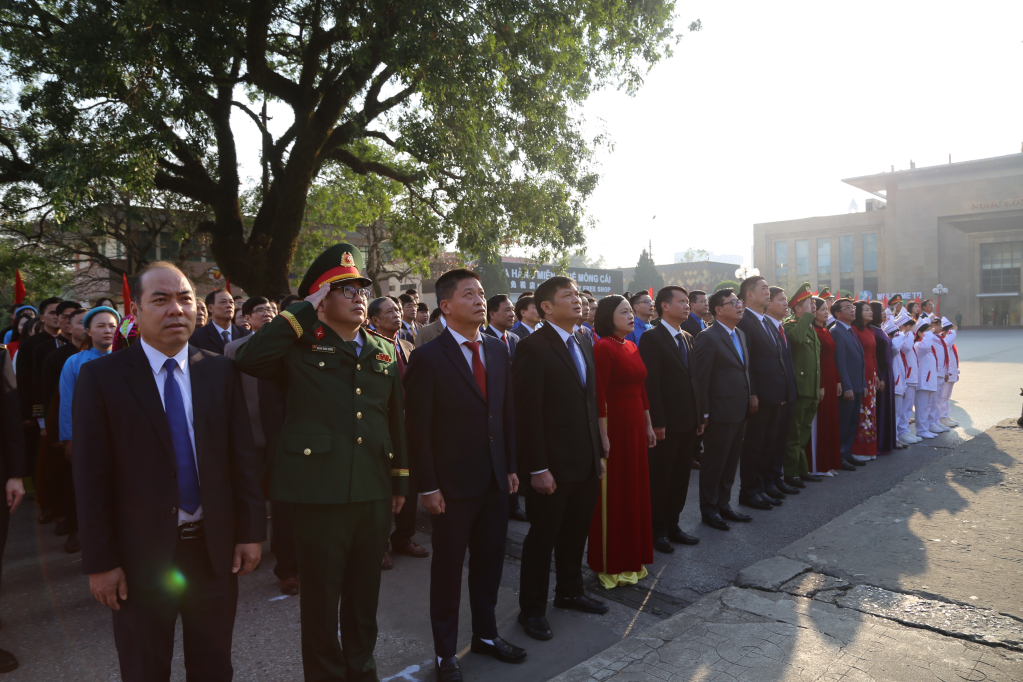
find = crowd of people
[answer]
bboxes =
[0,243,962,682]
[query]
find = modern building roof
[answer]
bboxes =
[842,152,1023,193]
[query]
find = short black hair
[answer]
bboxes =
[69,307,89,323]
[690,290,707,302]
[388,296,400,308]
[654,286,688,317]
[38,296,63,315]
[417,302,429,312]
[594,295,626,338]
[56,300,83,316]
[768,286,785,302]
[205,289,231,308]
[398,293,415,306]
[533,276,575,320]
[708,289,735,318]
[922,298,932,307]
[629,291,651,307]
[93,297,115,308]
[280,294,302,310]
[435,268,481,303]
[429,307,442,323]
[242,296,269,317]
[404,288,418,296]
[233,295,244,302]
[581,290,593,297]
[514,295,535,321]
[487,294,511,322]
[129,262,192,305]
[367,297,393,320]
[739,275,766,302]
[830,297,853,316]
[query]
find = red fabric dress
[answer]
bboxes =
[587,335,653,584]
[852,326,878,457]
[809,325,842,473]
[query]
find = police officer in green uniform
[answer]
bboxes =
[782,282,821,480]
[234,244,408,682]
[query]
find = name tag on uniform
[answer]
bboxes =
[311,344,335,353]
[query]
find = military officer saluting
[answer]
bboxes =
[782,282,822,484]
[235,244,408,682]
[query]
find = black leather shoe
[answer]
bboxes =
[846,458,866,467]
[776,480,801,494]
[37,509,54,525]
[763,485,787,499]
[0,647,17,673]
[509,508,528,523]
[720,508,753,522]
[761,494,783,506]
[800,474,824,483]
[739,496,772,510]
[668,530,700,545]
[784,476,807,489]
[64,531,81,554]
[653,537,674,554]
[840,461,857,471]
[518,613,552,640]
[701,514,730,531]
[436,656,463,682]
[54,519,69,536]
[553,594,609,615]
[471,636,527,663]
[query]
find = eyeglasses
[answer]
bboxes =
[721,299,743,308]
[250,306,271,316]
[332,285,372,299]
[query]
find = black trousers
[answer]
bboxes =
[508,492,521,516]
[765,401,794,487]
[429,481,507,658]
[699,419,747,516]
[739,403,781,498]
[111,534,238,682]
[390,472,418,550]
[53,448,77,532]
[838,392,863,460]
[0,499,8,589]
[649,429,698,539]
[271,501,298,581]
[519,476,599,617]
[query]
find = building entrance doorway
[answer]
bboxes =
[980,297,1021,326]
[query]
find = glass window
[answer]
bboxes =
[863,234,878,272]
[817,239,831,275]
[795,240,809,276]
[774,241,788,282]
[980,242,1022,294]
[839,236,854,273]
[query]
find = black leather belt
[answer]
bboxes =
[178,520,204,540]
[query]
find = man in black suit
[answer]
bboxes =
[508,295,540,341]
[367,297,429,569]
[693,289,753,531]
[405,270,526,682]
[0,349,26,673]
[736,276,796,512]
[830,298,866,469]
[680,290,709,337]
[188,288,250,354]
[513,276,607,642]
[74,263,265,682]
[398,293,419,343]
[638,287,702,554]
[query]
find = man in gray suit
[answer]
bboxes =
[693,289,753,531]
[225,297,298,594]
[414,315,445,347]
[828,298,867,468]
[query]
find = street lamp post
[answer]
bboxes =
[735,265,761,282]
[932,284,948,318]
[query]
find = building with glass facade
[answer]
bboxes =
[754,153,1023,326]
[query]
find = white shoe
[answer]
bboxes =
[942,418,959,427]
[898,433,914,444]
[918,431,936,439]
[912,435,923,443]
[932,424,949,433]
[851,454,870,462]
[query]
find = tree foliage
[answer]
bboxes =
[628,248,663,293]
[1,1,699,297]
[713,279,740,292]
[476,253,510,298]
[675,247,710,263]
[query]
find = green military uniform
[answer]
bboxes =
[782,283,820,477]
[234,244,408,682]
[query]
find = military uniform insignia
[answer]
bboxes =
[314,327,325,340]
[375,352,392,363]
[340,252,356,267]
[311,344,334,353]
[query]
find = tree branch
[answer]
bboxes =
[324,148,422,185]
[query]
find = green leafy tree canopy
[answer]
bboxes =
[713,279,740,292]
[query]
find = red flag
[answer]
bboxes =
[122,273,131,316]
[882,294,889,307]
[13,270,25,305]
[647,286,653,298]
[914,294,921,304]
[226,276,232,294]
[853,292,859,301]
[812,290,818,297]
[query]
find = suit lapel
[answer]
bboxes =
[656,324,687,371]
[575,329,594,393]
[206,322,226,353]
[716,321,743,366]
[123,343,176,464]
[187,346,208,469]
[440,329,485,402]
[542,324,584,391]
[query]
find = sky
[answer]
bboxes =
[233,0,1023,272]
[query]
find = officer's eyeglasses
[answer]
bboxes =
[332,284,372,299]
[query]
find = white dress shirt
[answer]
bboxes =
[140,339,202,525]
[447,326,486,370]
[212,321,232,343]
[532,323,585,475]
[748,308,777,345]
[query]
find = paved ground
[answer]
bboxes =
[0,329,1020,681]
[550,419,1023,682]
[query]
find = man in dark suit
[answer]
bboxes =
[762,287,802,496]
[405,270,526,682]
[74,263,265,682]
[398,293,419,344]
[829,298,867,468]
[736,276,796,512]
[681,290,709,336]
[367,297,428,568]
[639,287,702,554]
[508,295,540,341]
[513,276,607,642]
[0,348,26,673]
[693,289,753,531]
[225,296,297,595]
[188,288,250,354]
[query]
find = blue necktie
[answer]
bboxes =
[567,335,587,387]
[163,359,201,514]
[676,334,689,368]
[730,330,744,364]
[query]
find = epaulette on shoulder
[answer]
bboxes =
[0,344,6,350]
[365,328,396,345]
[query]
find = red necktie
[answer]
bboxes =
[501,333,509,348]
[777,322,787,347]
[462,341,487,400]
